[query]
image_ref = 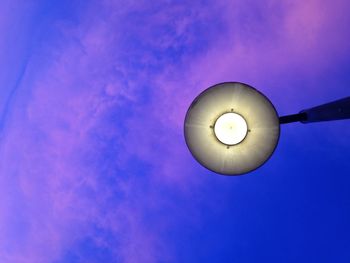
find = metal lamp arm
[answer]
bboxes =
[279,96,350,124]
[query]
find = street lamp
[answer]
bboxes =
[184,82,350,176]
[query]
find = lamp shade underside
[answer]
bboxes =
[184,82,280,175]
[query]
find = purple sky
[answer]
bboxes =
[1,1,350,262]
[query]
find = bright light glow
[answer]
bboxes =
[214,112,248,145]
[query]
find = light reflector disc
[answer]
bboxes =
[214,113,247,145]
[184,82,280,175]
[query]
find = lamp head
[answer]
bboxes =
[184,82,280,175]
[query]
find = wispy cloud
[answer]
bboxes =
[1,0,349,262]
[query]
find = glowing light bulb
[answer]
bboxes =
[214,113,248,145]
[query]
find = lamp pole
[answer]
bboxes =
[279,97,350,124]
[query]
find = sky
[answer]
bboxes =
[0,0,350,262]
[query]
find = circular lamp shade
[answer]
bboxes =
[184,82,280,175]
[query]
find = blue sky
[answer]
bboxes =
[0,1,350,262]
